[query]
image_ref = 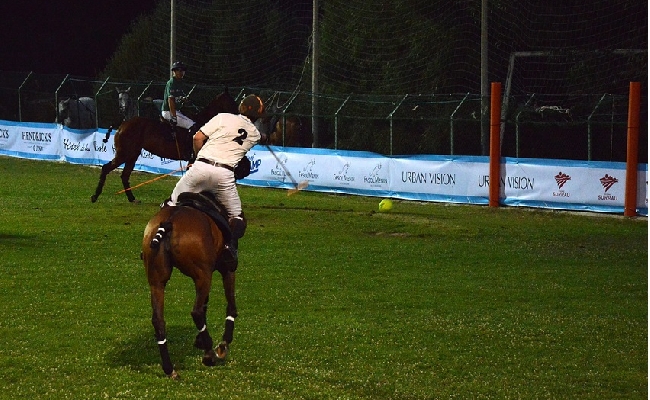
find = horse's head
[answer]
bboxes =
[268,115,312,147]
[116,87,137,120]
[57,96,96,129]
[193,88,238,126]
[57,98,70,125]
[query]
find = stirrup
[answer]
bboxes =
[224,244,238,260]
[221,243,239,272]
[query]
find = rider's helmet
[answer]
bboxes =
[170,61,187,72]
[239,94,265,119]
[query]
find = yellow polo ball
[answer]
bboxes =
[378,199,393,212]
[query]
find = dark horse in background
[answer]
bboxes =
[142,192,240,379]
[258,94,312,148]
[91,89,238,203]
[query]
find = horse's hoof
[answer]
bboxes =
[130,199,141,204]
[216,341,229,360]
[168,370,180,380]
[202,349,218,366]
[90,195,98,203]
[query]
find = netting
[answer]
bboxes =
[105,1,312,90]
[103,0,646,97]
[0,0,645,160]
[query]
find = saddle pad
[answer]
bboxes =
[176,192,231,243]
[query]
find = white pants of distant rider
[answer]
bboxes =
[170,161,242,218]
[161,111,195,130]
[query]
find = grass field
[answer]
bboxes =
[0,156,647,399]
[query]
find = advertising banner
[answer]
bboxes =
[0,120,646,216]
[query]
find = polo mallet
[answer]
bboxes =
[264,144,308,196]
[172,133,185,173]
[115,166,186,195]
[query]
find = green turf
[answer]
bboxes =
[0,156,646,399]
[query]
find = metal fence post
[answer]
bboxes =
[387,94,408,156]
[17,71,33,122]
[54,74,70,124]
[334,95,350,150]
[514,94,535,158]
[450,93,470,155]
[136,81,154,116]
[587,93,608,161]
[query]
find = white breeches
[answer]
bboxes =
[161,110,195,130]
[169,161,242,218]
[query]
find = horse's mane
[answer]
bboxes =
[192,89,238,126]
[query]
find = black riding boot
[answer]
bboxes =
[187,124,200,164]
[223,216,246,270]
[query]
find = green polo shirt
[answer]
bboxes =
[161,77,188,112]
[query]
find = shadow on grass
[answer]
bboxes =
[0,233,38,248]
[106,324,219,372]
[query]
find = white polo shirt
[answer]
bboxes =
[196,113,261,167]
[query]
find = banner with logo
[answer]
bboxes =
[243,147,393,197]
[389,155,489,203]
[0,121,62,161]
[0,120,646,216]
[501,159,637,213]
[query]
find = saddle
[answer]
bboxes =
[176,191,232,244]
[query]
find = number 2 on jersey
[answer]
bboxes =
[233,129,247,145]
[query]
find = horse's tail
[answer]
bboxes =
[103,125,113,143]
[103,118,127,143]
[150,221,173,250]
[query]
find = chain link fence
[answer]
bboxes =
[0,71,646,162]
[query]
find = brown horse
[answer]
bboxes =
[257,96,312,147]
[91,89,238,203]
[267,114,313,148]
[142,193,240,379]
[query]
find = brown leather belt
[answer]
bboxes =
[197,158,234,172]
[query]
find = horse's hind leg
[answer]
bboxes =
[120,160,138,203]
[191,276,218,366]
[91,160,119,203]
[150,284,178,379]
[216,270,238,360]
[145,216,178,378]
